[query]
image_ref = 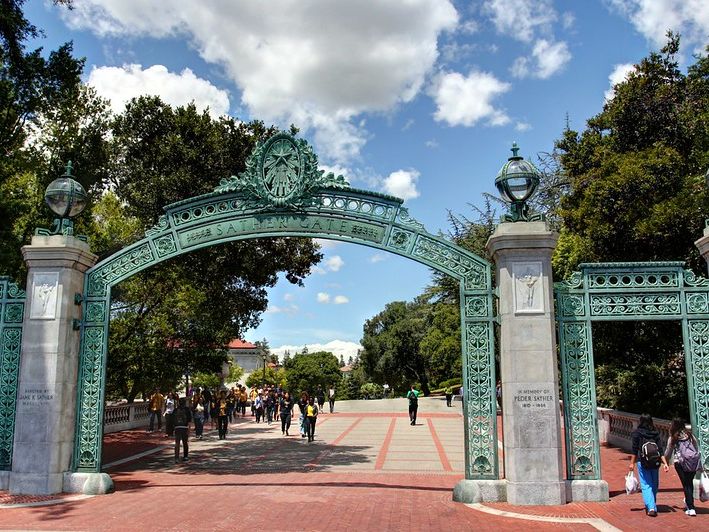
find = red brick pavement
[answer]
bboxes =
[0,413,706,531]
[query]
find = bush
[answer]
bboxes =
[360,382,384,399]
[438,378,462,390]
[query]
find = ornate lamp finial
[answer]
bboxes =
[36,160,88,240]
[494,144,544,223]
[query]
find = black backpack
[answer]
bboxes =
[408,391,418,405]
[640,439,662,469]
[174,407,188,427]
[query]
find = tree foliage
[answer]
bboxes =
[283,351,341,395]
[553,35,709,418]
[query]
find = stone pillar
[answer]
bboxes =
[9,235,98,495]
[695,223,709,274]
[487,221,565,505]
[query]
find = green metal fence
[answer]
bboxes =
[555,262,709,480]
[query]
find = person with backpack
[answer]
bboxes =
[629,414,669,517]
[173,397,192,463]
[407,385,420,425]
[664,418,702,516]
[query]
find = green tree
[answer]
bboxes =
[360,300,431,395]
[245,366,286,388]
[284,351,341,395]
[552,35,709,418]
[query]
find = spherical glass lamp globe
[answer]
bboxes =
[44,163,88,219]
[494,143,541,206]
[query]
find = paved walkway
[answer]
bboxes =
[0,398,705,530]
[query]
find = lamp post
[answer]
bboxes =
[494,143,543,222]
[38,161,88,237]
[262,351,267,386]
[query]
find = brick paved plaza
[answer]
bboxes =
[0,398,705,531]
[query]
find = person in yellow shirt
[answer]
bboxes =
[250,388,258,417]
[148,389,164,432]
[305,396,319,442]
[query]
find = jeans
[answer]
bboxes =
[149,410,162,431]
[266,407,273,423]
[281,413,291,433]
[256,407,263,423]
[194,416,204,437]
[445,394,452,407]
[675,463,696,510]
[299,413,305,435]
[306,416,317,440]
[217,416,228,439]
[174,427,188,461]
[329,398,335,413]
[637,461,659,511]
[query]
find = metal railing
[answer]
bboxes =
[597,407,671,452]
[103,402,150,434]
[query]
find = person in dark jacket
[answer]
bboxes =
[298,392,309,438]
[173,397,192,463]
[629,414,669,516]
[280,391,294,435]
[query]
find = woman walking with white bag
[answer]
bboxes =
[665,418,702,516]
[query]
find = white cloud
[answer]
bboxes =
[333,295,350,305]
[431,70,510,127]
[483,0,557,43]
[86,64,230,118]
[369,253,387,263]
[605,63,636,101]
[265,304,299,315]
[515,122,532,132]
[511,40,571,79]
[383,169,420,200]
[425,139,439,149]
[325,255,345,272]
[283,293,295,302]
[401,118,415,131]
[532,39,571,79]
[65,0,459,163]
[607,0,709,51]
[271,339,361,361]
[316,292,331,304]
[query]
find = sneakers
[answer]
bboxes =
[647,509,657,517]
[686,509,696,516]
[182,457,189,462]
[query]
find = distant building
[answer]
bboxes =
[340,364,353,376]
[226,339,262,373]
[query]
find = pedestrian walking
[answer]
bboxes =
[316,385,325,413]
[164,391,177,437]
[328,384,336,413]
[406,385,419,426]
[280,391,293,435]
[665,418,702,516]
[305,396,319,442]
[193,397,205,440]
[217,391,229,439]
[298,392,309,438]
[202,387,212,424]
[445,386,453,407]
[148,389,164,432]
[254,393,264,423]
[173,397,192,463]
[629,414,669,517]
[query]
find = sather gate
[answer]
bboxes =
[70,132,500,479]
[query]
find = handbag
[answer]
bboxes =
[699,471,709,503]
[625,471,640,495]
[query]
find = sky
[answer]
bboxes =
[24,0,709,360]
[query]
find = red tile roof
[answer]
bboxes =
[227,339,258,349]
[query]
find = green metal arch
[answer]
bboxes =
[73,132,498,480]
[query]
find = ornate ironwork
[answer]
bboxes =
[555,262,709,480]
[73,131,497,478]
[0,277,25,470]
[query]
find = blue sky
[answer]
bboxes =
[25,0,709,359]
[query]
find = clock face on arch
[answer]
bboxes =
[261,136,302,205]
